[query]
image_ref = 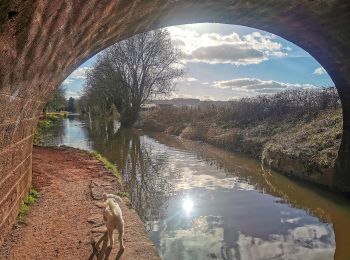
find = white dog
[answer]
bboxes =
[103,193,125,251]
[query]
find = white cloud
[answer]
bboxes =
[168,93,195,99]
[214,78,316,95]
[63,66,92,86]
[177,76,199,82]
[313,67,327,75]
[184,44,265,65]
[187,77,198,82]
[69,66,91,79]
[65,91,82,98]
[168,92,215,101]
[62,78,74,84]
[168,27,287,66]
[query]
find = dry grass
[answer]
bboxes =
[137,89,342,172]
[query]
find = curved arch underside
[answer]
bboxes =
[0,0,350,247]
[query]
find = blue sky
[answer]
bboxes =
[63,23,334,101]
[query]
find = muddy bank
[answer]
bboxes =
[0,146,159,260]
[137,108,342,191]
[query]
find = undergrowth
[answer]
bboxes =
[33,113,66,145]
[17,187,39,224]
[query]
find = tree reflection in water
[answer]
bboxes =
[36,117,65,146]
[86,118,174,227]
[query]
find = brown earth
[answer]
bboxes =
[0,146,160,260]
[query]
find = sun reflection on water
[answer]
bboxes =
[183,198,194,215]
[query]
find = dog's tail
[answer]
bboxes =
[111,194,123,203]
[106,198,119,217]
[103,193,123,203]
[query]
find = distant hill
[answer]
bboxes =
[150,98,228,107]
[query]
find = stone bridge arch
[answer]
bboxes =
[1,0,350,243]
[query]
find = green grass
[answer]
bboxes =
[116,191,129,198]
[45,111,68,118]
[17,187,39,224]
[91,151,122,181]
[90,151,131,199]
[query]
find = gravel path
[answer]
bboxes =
[0,146,159,260]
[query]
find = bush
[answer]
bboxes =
[218,87,340,126]
[141,88,340,131]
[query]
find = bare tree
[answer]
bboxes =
[83,29,184,128]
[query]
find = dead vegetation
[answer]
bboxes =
[137,88,342,175]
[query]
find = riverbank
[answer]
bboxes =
[0,146,159,259]
[137,106,342,190]
[33,112,68,145]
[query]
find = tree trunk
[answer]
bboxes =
[120,107,139,128]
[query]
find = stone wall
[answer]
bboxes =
[1,0,350,244]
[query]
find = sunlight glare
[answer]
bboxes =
[183,198,193,215]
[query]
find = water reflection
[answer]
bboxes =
[40,115,92,150]
[86,122,174,224]
[182,198,194,216]
[41,116,350,260]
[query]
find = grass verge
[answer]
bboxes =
[91,151,122,182]
[45,111,68,117]
[90,151,130,199]
[17,187,39,224]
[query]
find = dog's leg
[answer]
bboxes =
[116,227,125,260]
[117,223,125,251]
[118,232,124,251]
[107,228,114,248]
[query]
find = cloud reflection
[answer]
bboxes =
[158,216,335,260]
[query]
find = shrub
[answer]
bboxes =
[218,87,340,126]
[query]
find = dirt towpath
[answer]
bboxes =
[0,146,159,260]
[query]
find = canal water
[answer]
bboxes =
[41,115,350,260]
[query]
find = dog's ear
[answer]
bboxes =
[103,193,107,200]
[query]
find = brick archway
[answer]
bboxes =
[1,0,350,243]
